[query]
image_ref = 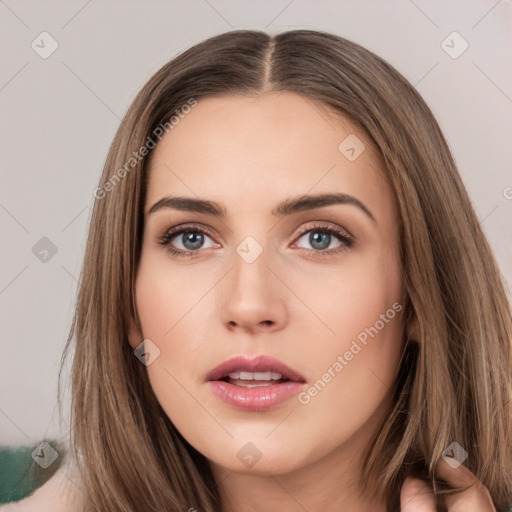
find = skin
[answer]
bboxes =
[129,91,404,511]
[125,91,496,512]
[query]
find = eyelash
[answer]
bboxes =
[157,222,354,259]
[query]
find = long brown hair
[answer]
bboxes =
[59,29,512,511]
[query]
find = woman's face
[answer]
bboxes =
[129,91,405,479]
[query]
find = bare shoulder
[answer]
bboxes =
[0,466,86,512]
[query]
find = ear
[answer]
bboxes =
[127,312,144,350]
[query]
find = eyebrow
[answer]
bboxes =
[148,192,376,223]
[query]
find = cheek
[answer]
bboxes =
[135,251,209,347]
[133,253,217,423]
[292,248,403,419]
[288,242,402,353]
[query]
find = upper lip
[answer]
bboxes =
[206,355,306,382]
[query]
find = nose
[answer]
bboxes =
[219,244,288,335]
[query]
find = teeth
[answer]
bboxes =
[232,381,275,388]
[227,371,283,381]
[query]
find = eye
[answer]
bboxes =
[158,224,218,258]
[158,222,354,258]
[292,222,353,256]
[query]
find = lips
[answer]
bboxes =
[206,355,307,412]
[206,355,306,383]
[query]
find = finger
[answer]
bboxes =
[435,455,496,511]
[400,476,437,512]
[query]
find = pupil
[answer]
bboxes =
[310,231,330,250]
[183,232,204,250]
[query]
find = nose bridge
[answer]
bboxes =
[225,208,274,274]
[231,233,272,294]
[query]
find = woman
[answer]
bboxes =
[4,29,511,511]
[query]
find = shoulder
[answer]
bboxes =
[0,466,85,512]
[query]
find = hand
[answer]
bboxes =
[400,456,496,511]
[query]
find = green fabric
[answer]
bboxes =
[0,445,58,504]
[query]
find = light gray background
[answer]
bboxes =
[1,0,511,444]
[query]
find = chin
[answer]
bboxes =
[202,438,312,476]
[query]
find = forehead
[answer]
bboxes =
[145,92,394,221]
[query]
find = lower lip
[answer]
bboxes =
[208,380,306,412]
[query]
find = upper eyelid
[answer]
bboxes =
[161,223,217,241]
[294,221,352,238]
[161,221,352,246]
